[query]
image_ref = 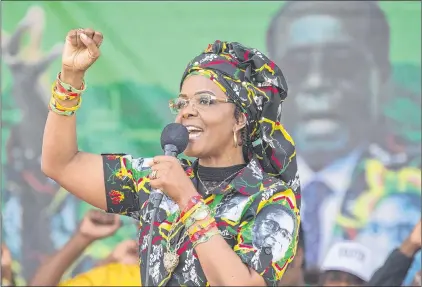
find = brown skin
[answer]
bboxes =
[98,240,139,266]
[31,210,121,286]
[42,28,263,286]
[1,244,13,283]
[176,75,246,167]
[41,28,107,210]
[400,219,421,257]
[411,270,421,287]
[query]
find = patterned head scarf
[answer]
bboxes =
[180,41,299,190]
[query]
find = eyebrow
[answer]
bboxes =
[178,90,217,97]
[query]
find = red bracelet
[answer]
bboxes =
[55,80,81,97]
[180,195,203,219]
[190,221,217,242]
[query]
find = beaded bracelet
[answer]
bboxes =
[192,229,221,248]
[57,72,87,94]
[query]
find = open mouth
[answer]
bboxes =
[185,125,204,140]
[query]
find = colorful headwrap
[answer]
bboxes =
[181,41,300,192]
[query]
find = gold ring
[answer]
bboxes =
[150,170,157,180]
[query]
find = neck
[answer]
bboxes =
[198,148,245,168]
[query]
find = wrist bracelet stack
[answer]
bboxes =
[181,195,221,248]
[49,72,86,116]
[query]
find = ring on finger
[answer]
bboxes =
[150,170,158,180]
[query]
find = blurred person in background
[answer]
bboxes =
[1,244,16,286]
[2,6,75,281]
[367,220,421,286]
[278,225,307,286]
[410,271,421,287]
[266,1,421,275]
[356,193,421,267]
[319,241,372,286]
[30,210,140,286]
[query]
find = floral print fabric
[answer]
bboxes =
[102,154,300,286]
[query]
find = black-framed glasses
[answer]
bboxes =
[169,93,235,114]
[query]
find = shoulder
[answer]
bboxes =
[230,158,300,210]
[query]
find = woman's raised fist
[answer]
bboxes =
[61,28,103,76]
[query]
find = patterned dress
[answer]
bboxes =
[102,154,300,286]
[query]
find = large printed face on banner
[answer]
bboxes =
[269,10,381,168]
[266,2,421,283]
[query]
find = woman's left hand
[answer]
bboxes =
[148,155,199,208]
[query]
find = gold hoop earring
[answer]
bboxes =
[233,132,238,147]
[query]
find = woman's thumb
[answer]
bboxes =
[80,33,100,58]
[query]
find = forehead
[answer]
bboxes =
[180,75,227,98]
[266,209,294,230]
[286,15,352,47]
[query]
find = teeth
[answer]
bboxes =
[185,126,203,133]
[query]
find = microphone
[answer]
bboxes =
[144,123,189,286]
[149,123,189,208]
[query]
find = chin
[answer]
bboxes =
[184,141,204,158]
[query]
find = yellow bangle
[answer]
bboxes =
[50,95,82,112]
[51,82,80,101]
[188,217,215,236]
[181,201,203,224]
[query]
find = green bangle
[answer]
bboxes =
[57,72,87,93]
[184,203,211,229]
[192,229,221,248]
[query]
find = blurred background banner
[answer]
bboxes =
[1,1,421,285]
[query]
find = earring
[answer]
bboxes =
[233,132,238,147]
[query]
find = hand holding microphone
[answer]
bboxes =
[148,123,198,210]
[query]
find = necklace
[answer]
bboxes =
[197,167,244,195]
[163,167,245,274]
[163,211,189,274]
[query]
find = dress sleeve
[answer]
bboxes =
[233,186,300,287]
[102,154,152,220]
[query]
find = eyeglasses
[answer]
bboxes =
[169,93,234,115]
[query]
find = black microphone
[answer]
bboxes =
[149,123,190,208]
[144,123,189,286]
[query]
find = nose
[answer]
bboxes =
[303,52,324,90]
[178,101,198,120]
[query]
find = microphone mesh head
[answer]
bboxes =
[160,123,189,154]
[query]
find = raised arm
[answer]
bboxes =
[41,28,107,210]
[30,210,120,286]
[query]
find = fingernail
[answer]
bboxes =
[80,33,87,40]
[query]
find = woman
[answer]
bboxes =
[42,28,301,287]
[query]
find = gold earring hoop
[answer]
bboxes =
[233,132,238,147]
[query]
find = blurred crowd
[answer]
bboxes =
[1,211,421,286]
